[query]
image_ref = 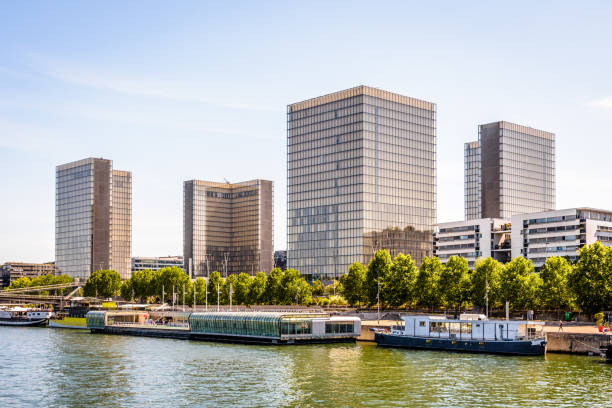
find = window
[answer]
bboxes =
[419,321,426,327]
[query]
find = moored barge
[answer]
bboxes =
[375,314,546,356]
[86,310,361,345]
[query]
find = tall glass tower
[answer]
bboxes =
[464,121,555,220]
[55,158,132,280]
[287,85,436,280]
[183,179,274,278]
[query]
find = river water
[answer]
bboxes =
[1,326,610,407]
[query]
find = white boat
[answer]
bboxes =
[375,313,547,355]
[0,307,53,326]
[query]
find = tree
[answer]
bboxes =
[207,271,223,306]
[83,269,121,298]
[311,280,325,297]
[131,269,156,301]
[365,250,392,306]
[221,274,238,305]
[383,253,418,307]
[234,273,253,305]
[499,257,536,311]
[342,262,367,306]
[415,256,443,309]
[248,272,267,305]
[264,268,284,304]
[471,257,502,310]
[439,256,470,312]
[120,279,134,302]
[153,266,190,304]
[191,277,207,306]
[325,280,343,296]
[280,268,302,304]
[294,278,313,305]
[538,256,573,311]
[7,277,32,290]
[568,242,612,315]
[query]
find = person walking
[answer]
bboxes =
[558,320,563,332]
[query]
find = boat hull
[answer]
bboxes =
[375,332,546,356]
[0,318,48,327]
[49,317,88,329]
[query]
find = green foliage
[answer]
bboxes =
[538,256,574,310]
[499,257,538,311]
[470,258,502,309]
[311,280,325,297]
[328,295,348,306]
[221,274,238,305]
[415,256,443,309]
[153,267,191,303]
[439,256,471,311]
[130,269,157,301]
[83,269,121,298]
[6,274,74,291]
[365,250,392,305]
[568,242,612,315]
[234,273,253,305]
[383,253,418,307]
[325,280,343,296]
[342,262,367,306]
[120,279,134,302]
[207,271,223,306]
[248,272,267,305]
[264,268,284,304]
[191,277,207,305]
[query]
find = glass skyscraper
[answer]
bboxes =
[464,141,481,220]
[465,121,555,220]
[55,158,132,280]
[287,85,436,280]
[183,179,274,278]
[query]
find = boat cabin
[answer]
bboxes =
[398,315,544,341]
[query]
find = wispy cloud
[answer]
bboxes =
[588,97,612,109]
[25,53,281,112]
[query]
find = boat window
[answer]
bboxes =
[419,321,426,327]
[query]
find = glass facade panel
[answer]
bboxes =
[464,141,480,220]
[478,121,555,220]
[55,158,132,281]
[287,86,436,279]
[183,180,274,278]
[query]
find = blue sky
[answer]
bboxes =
[1,1,611,263]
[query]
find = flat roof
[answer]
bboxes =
[288,85,435,112]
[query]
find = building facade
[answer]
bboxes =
[464,141,481,220]
[183,179,273,278]
[131,256,184,273]
[55,158,132,281]
[511,207,612,269]
[465,121,555,220]
[0,262,56,288]
[433,218,511,267]
[287,85,436,279]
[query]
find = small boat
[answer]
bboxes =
[375,313,546,356]
[0,307,53,327]
[49,308,88,329]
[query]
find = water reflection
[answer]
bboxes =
[0,328,610,408]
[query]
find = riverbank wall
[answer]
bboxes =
[546,332,611,355]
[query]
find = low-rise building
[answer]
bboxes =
[434,218,511,267]
[131,256,184,273]
[511,208,612,269]
[0,262,56,287]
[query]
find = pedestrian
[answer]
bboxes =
[558,320,563,332]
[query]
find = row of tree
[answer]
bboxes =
[6,274,74,295]
[81,241,611,314]
[342,241,612,314]
[109,267,315,306]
